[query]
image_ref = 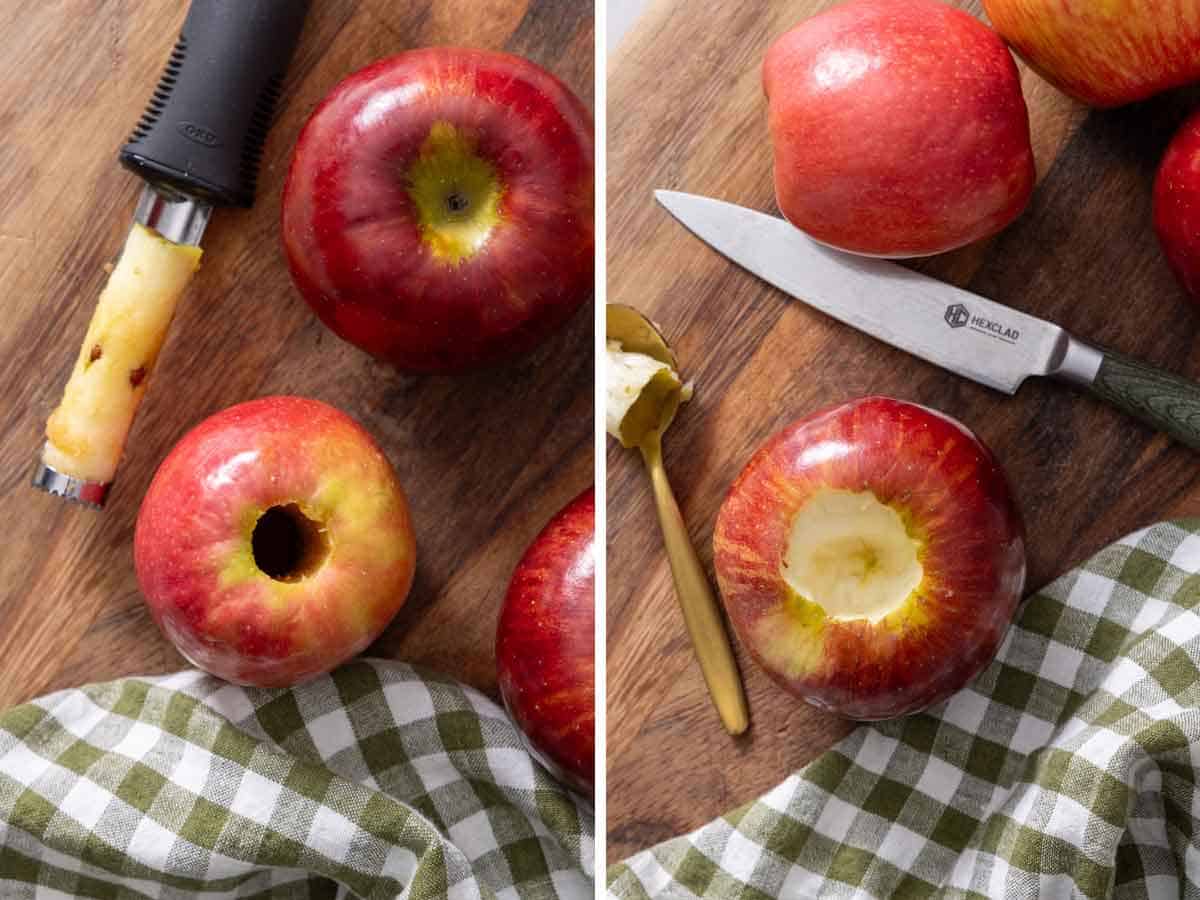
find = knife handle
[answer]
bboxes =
[119,0,312,208]
[1080,348,1200,451]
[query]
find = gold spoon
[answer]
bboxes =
[606,304,749,735]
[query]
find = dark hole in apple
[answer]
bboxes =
[251,503,330,582]
[445,190,470,215]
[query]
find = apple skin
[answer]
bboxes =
[713,397,1026,720]
[134,397,416,688]
[281,48,594,374]
[496,488,594,794]
[1155,110,1200,303]
[763,0,1035,258]
[983,0,1200,108]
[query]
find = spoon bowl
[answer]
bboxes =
[606,305,685,449]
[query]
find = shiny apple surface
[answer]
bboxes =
[983,0,1200,108]
[497,488,595,793]
[1156,109,1200,303]
[764,0,1034,258]
[134,397,416,687]
[714,397,1025,720]
[282,48,594,373]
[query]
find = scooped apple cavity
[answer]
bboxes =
[783,489,923,624]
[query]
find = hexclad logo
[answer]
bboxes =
[944,303,970,329]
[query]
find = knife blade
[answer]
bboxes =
[655,190,1200,452]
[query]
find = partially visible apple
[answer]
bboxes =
[134,397,416,687]
[281,48,594,373]
[497,488,595,794]
[1155,110,1200,303]
[764,0,1034,258]
[713,397,1025,720]
[983,0,1200,108]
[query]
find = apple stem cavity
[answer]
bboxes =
[405,120,505,265]
[445,191,470,215]
[251,503,331,583]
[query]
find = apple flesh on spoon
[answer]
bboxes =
[606,304,749,735]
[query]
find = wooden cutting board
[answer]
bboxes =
[607,0,1200,861]
[0,2,593,710]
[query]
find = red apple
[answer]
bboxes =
[496,487,594,794]
[1155,109,1200,303]
[983,0,1200,108]
[281,48,594,373]
[134,397,416,687]
[763,0,1034,258]
[713,397,1025,720]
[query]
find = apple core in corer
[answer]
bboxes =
[782,489,923,623]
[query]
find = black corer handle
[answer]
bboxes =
[119,0,312,208]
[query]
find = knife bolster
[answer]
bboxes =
[1046,334,1104,388]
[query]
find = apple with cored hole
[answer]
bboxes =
[713,397,1025,720]
[983,0,1200,108]
[1155,110,1200,304]
[764,0,1034,258]
[497,488,594,794]
[281,48,594,374]
[134,397,416,688]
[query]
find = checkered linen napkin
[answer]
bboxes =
[0,659,593,898]
[608,520,1200,899]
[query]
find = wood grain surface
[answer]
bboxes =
[606,0,1200,861]
[0,2,593,710]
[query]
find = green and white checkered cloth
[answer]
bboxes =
[609,520,1200,899]
[0,659,592,898]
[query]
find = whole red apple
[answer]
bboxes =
[496,487,594,794]
[763,0,1034,258]
[134,397,416,687]
[713,397,1025,720]
[983,0,1200,108]
[281,48,594,373]
[1155,110,1200,303]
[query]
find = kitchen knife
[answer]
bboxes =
[33,0,311,508]
[656,190,1200,451]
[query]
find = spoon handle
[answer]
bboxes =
[641,440,749,735]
